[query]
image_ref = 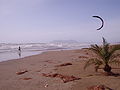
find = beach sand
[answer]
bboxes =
[0,49,120,90]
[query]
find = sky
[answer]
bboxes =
[0,0,120,43]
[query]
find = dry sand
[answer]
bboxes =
[0,49,120,90]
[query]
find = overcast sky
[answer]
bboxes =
[0,0,120,43]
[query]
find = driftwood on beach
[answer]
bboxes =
[16,70,28,75]
[55,63,72,67]
[20,77,32,80]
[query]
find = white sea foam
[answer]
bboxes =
[0,42,90,62]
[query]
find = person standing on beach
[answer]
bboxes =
[18,46,21,52]
[18,46,21,57]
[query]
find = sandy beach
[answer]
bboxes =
[0,48,120,90]
[1,0,120,89]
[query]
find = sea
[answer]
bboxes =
[0,42,91,62]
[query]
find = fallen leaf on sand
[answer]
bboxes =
[36,70,41,72]
[56,63,72,67]
[42,73,81,83]
[61,75,81,83]
[44,60,54,63]
[20,77,32,80]
[86,74,94,77]
[78,56,88,58]
[16,70,28,75]
[42,73,58,77]
[87,84,113,90]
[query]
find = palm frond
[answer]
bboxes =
[109,59,120,66]
[102,37,110,57]
[84,37,120,72]
[110,53,120,60]
[109,45,120,59]
[84,58,103,70]
[102,37,109,46]
[90,44,103,59]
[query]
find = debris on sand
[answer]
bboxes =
[16,70,28,75]
[101,72,120,77]
[36,70,42,72]
[78,56,88,58]
[86,74,94,77]
[42,73,58,77]
[42,73,81,83]
[44,60,54,63]
[87,84,113,90]
[20,77,32,80]
[44,84,48,87]
[56,63,72,67]
[60,75,81,83]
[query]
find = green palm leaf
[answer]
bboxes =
[84,58,103,70]
[84,37,120,73]
[109,59,120,66]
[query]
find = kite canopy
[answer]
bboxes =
[92,16,104,30]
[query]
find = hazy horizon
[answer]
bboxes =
[0,0,120,43]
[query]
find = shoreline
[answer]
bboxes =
[0,48,84,63]
[0,42,91,62]
[0,50,42,62]
[0,48,120,90]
